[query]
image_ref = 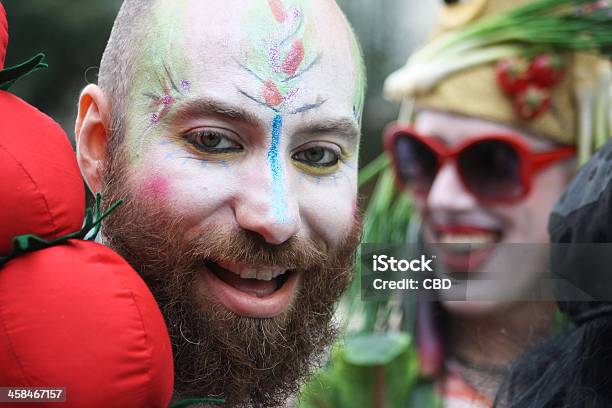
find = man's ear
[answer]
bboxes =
[75,84,111,194]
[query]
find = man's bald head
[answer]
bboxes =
[98,0,154,151]
[97,0,365,154]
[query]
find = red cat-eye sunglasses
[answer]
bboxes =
[384,123,576,204]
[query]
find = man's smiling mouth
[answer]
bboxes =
[208,260,290,297]
[199,259,301,318]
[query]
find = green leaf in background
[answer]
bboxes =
[299,155,422,407]
[403,381,442,408]
[343,159,414,334]
[299,333,419,408]
[343,333,411,366]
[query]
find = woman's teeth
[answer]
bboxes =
[216,260,286,281]
[438,233,498,252]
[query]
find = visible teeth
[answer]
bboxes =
[239,267,257,279]
[439,233,497,252]
[216,260,286,281]
[257,267,273,281]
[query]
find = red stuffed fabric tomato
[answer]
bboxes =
[0,240,174,408]
[0,90,85,257]
[0,2,6,70]
[0,3,174,405]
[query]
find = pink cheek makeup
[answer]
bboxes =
[142,175,171,201]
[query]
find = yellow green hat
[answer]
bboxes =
[384,0,612,162]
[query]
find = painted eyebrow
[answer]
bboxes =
[294,118,360,143]
[166,97,359,142]
[167,97,264,130]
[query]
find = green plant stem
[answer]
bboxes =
[359,154,390,187]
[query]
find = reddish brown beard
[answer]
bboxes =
[100,146,361,406]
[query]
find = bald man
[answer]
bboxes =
[74,0,365,405]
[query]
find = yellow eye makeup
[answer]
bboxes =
[292,144,345,176]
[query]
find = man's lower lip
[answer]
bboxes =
[198,264,302,318]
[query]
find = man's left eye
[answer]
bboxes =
[184,129,243,153]
[292,146,339,167]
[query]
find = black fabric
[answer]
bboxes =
[549,140,612,323]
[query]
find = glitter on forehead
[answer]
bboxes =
[134,62,191,156]
[288,7,301,22]
[124,0,195,162]
[269,45,282,73]
[142,64,189,127]
[237,0,322,115]
[282,40,305,76]
[269,114,290,223]
[180,79,190,92]
[237,0,327,224]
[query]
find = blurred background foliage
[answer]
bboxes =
[4,0,438,168]
[4,1,123,133]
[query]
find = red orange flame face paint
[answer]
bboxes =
[237,0,325,223]
[238,0,324,114]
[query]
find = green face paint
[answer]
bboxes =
[349,31,366,125]
[123,1,191,162]
[237,0,326,114]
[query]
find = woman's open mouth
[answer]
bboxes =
[433,225,503,274]
[198,259,302,318]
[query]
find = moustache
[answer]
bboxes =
[182,224,329,272]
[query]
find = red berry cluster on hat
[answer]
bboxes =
[0,2,174,406]
[496,53,566,120]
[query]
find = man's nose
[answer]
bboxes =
[426,162,478,211]
[234,168,300,245]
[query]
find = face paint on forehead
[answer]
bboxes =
[237,0,325,114]
[143,63,190,126]
[237,0,328,223]
[349,33,366,124]
[124,1,192,162]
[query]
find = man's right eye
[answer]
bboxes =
[184,129,243,153]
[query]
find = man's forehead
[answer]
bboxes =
[134,0,362,123]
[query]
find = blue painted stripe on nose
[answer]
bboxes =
[268,114,289,223]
